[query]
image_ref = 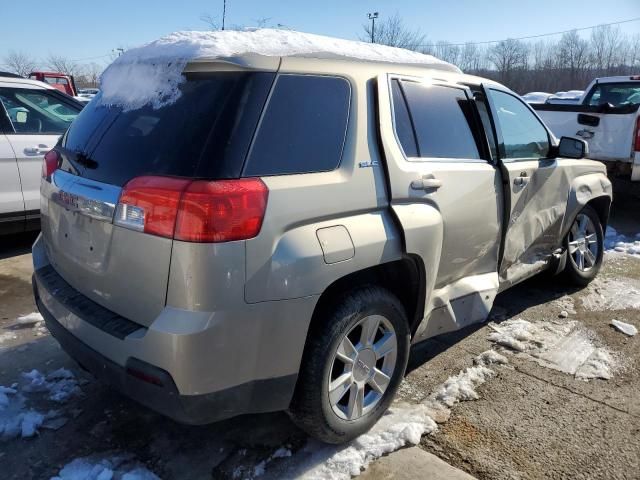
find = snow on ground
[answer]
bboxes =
[581,278,640,311]
[51,453,160,480]
[17,312,44,324]
[16,312,48,337]
[488,318,616,380]
[100,29,459,110]
[610,320,638,336]
[0,386,44,439]
[22,368,82,403]
[0,368,83,440]
[268,350,507,480]
[605,227,640,257]
[0,332,18,343]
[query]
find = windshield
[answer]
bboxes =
[585,82,640,107]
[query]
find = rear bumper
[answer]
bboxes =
[32,235,317,424]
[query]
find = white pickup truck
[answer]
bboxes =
[532,75,640,181]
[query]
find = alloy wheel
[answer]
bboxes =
[568,213,599,272]
[327,315,397,421]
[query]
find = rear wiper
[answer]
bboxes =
[75,151,99,169]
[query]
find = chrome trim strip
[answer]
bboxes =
[49,170,121,223]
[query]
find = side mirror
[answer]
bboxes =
[558,136,588,159]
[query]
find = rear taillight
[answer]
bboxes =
[42,150,60,178]
[115,176,268,243]
[635,116,640,152]
[175,179,268,242]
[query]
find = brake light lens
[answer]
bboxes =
[175,179,268,242]
[636,116,640,152]
[115,176,268,243]
[115,176,190,238]
[42,150,60,178]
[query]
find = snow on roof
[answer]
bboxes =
[99,29,460,110]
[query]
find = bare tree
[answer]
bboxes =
[361,13,426,51]
[434,41,460,65]
[46,54,79,75]
[3,50,37,77]
[557,30,590,87]
[200,13,219,30]
[488,39,529,86]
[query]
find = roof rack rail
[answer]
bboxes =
[0,71,24,78]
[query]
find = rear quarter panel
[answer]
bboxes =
[244,59,403,303]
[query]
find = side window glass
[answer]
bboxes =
[0,88,80,134]
[490,90,549,160]
[401,82,481,160]
[243,74,350,176]
[390,79,418,158]
[474,93,498,160]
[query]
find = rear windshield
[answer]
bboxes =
[585,82,640,107]
[61,72,275,186]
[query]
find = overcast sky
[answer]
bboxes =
[2,0,639,65]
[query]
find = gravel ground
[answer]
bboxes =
[0,193,638,479]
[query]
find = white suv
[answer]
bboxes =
[0,72,82,234]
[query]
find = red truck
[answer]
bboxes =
[28,71,78,97]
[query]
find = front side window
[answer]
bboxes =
[399,81,481,160]
[0,88,80,134]
[491,90,549,160]
[243,74,351,176]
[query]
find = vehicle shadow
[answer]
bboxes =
[0,231,38,260]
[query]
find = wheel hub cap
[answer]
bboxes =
[353,349,376,382]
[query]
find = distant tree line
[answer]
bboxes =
[1,52,116,88]
[363,14,640,94]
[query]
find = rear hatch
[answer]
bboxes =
[40,70,275,326]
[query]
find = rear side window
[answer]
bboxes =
[390,79,418,158]
[243,74,350,176]
[62,72,274,186]
[400,81,481,160]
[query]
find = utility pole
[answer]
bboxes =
[367,12,379,43]
[222,0,227,31]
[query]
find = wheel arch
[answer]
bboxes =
[562,172,613,238]
[306,256,427,342]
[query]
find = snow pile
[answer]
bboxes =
[51,453,160,480]
[294,404,438,479]
[581,278,640,311]
[17,312,44,324]
[488,318,616,379]
[100,29,459,110]
[610,320,637,336]
[22,368,82,403]
[0,386,44,439]
[18,312,48,337]
[605,227,640,257]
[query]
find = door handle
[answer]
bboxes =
[24,144,49,155]
[576,129,594,139]
[514,176,529,187]
[411,175,442,191]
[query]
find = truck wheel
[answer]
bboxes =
[289,286,410,444]
[563,205,604,287]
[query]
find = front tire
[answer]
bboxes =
[288,286,410,444]
[562,205,604,286]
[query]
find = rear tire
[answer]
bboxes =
[288,286,410,444]
[562,205,604,287]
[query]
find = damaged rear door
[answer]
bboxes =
[483,85,571,287]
